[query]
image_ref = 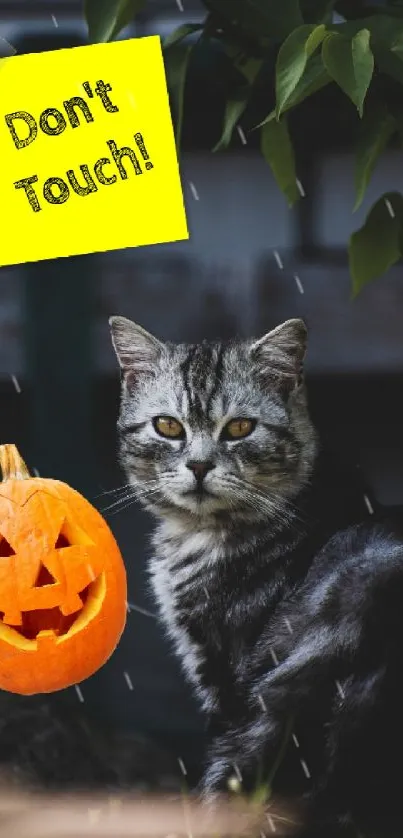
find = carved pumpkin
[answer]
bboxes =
[0,444,127,695]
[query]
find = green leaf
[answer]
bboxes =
[233,56,263,84]
[257,109,276,128]
[260,117,300,206]
[352,29,374,113]
[349,191,403,295]
[202,0,303,42]
[354,105,397,210]
[327,14,403,45]
[285,52,330,107]
[213,88,250,151]
[326,15,403,86]
[306,24,327,54]
[221,40,263,83]
[322,29,374,116]
[163,23,203,50]
[164,44,193,151]
[276,24,326,116]
[259,54,330,128]
[85,0,145,43]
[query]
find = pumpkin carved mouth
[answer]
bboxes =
[0,573,106,650]
[0,580,92,640]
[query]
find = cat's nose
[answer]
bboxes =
[186,460,215,482]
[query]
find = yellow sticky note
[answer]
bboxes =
[0,37,189,267]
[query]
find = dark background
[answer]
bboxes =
[0,0,403,791]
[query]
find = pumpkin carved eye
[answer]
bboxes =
[0,537,14,557]
[55,533,70,550]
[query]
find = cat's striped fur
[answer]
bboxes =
[110,316,403,838]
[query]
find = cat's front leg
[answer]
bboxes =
[200,713,281,800]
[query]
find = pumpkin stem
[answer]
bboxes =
[0,444,31,482]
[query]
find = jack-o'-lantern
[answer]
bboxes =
[0,443,127,695]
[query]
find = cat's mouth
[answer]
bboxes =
[182,487,217,499]
[169,484,226,515]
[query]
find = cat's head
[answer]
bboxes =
[109,317,317,523]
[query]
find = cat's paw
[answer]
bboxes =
[199,758,242,802]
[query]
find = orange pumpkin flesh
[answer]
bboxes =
[0,444,127,695]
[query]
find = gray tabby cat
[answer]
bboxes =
[109,315,403,838]
[109,315,314,702]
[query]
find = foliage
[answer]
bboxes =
[84,0,403,294]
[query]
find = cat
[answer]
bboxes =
[109,314,403,838]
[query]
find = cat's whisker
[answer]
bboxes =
[223,477,295,522]
[105,497,139,516]
[136,491,163,504]
[101,478,165,513]
[101,492,137,513]
[95,484,133,499]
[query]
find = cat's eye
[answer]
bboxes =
[153,416,185,440]
[221,418,256,440]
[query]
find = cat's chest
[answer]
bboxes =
[149,527,228,711]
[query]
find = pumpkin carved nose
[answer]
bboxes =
[186,460,215,482]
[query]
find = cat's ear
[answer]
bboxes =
[250,318,307,391]
[109,316,163,378]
